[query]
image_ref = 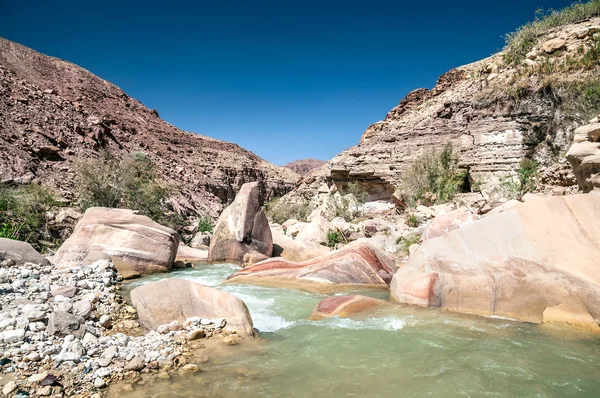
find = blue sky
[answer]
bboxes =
[1,0,576,165]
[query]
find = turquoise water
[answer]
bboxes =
[121,264,600,398]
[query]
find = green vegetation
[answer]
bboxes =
[326,229,343,248]
[504,0,600,65]
[398,144,464,207]
[0,184,59,250]
[502,159,540,200]
[265,198,310,225]
[73,151,181,228]
[345,182,369,204]
[398,233,421,253]
[197,216,213,234]
[405,213,420,228]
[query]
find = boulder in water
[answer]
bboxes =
[390,193,600,330]
[208,182,273,265]
[309,295,391,320]
[225,243,396,293]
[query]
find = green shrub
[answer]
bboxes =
[398,233,421,253]
[327,229,342,248]
[73,151,180,227]
[399,144,464,207]
[197,216,213,233]
[502,159,540,199]
[265,198,309,225]
[345,182,369,204]
[405,213,419,228]
[0,184,59,250]
[504,1,600,65]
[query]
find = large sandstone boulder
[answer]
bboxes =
[130,279,254,337]
[53,207,178,278]
[0,238,50,266]
[208,182,273,265]
[567,123,600,192]
[390,193,600,330]
[176,244,208,263]
[271,224,331,262]
[309,295,391,320]
[225,243,396,293]
[422,207,476,240]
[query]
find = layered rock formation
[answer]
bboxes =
[282,159,326,176]
[53,207,178,278]
[309,295,391,320]
[0,37,298,218]
[289,18,600,202]
[208,182,273,264]
[130,278,255,337]
[390,193,600,330]
[567,122,600,192]
[225,243,396,293]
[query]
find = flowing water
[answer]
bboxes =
[120,263,600,398]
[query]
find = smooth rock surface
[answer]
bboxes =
[131,278,255,337]
[0,237,50,266]
[309,295,391,320]
[53,207,179,278]
[208,182,273,265]
[390,193,600,328]
[225,243,396,293]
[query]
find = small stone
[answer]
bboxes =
[98,315,111,328]
[2,381,17,395]
[28,372,49,383]
[180,364,199,374]
[50,285,77,298]
[40,374,60,387]
[0,328,25,343]
[72,300,92,318]
[186,329,206,341]
[94,377,107,388]
[37,385,53,396]
[124,356,145,371]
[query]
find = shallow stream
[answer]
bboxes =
[120,263,600,397]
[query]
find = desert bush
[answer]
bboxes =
[73,151,180,227]
[399,144,464,207]
[397,233,421,253]
[0,184,59,250]
[326,229,343,248]
[197,216,213,233]
[504,0,600,65]
[405,213,420,228]
[265,198,309,225]
[502,159,540,199]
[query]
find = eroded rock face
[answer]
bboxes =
[225,243,396,293]
[0,37,297,219]
[130,279,254,337]
[567,123,600,192]
[208,182,273,265]
[390,193,600,329]
[0,238,50,266]
[309,295,391,320]
[53,207,178,278]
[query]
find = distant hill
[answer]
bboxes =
[0,37,298,218]
[283,159,326,176]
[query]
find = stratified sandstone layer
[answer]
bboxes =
[225,243,396,293]
[390,192,600,330]
[0,37,298,218]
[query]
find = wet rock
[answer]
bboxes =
[309,295,391,320]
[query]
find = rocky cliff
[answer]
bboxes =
[282,158,326,176]
[0,37,298,218]
[293,17,600,202]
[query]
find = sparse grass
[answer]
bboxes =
[399,144,464,207]
[398,233,421,253]
[405,213,420,228]
[197,216,213,234]
[502,159,540,200]
[0,184,60,251]
[265,198,309,225]
[504,0,600,65]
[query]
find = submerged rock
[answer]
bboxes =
[309,295,391,320]
[390,193,600,330]
[53,207,179,278]
[208,182,273,265]
[130,278,255,337]
[225,243,396,293]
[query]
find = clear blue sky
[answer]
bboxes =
[1,0,575,165]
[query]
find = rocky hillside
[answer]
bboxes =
[0,37,298,218]
[292,15,600,202]
[282,158,326,176]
